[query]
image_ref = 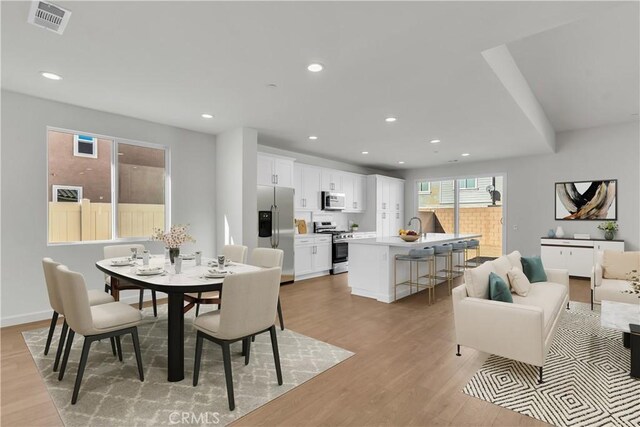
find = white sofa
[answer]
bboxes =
[591,250,640,309]
[452,251,569,383]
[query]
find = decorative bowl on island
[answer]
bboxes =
[399,234,420,242]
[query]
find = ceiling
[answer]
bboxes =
[2,1,637,170]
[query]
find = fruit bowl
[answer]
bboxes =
[399,234,420,242]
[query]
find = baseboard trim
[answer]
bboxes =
[1,293,155,328]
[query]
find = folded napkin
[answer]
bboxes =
[137,265,163,273]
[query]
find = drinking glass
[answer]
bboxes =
[195,251,202,266]
[217,255,226,268]
[142,250,150,266]
[175,256,183,274]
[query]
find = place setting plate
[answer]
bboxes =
[203,269,233,279]
[111,258,135,266]
[135,266,166,276]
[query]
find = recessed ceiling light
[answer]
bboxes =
[461,153,470,157]
[430,139,441,144]
[201,113,213,119]
[385,117,397,123]
[398,161,405,164]
[41,71,62,80]
[362,151,369,155]
[266,83,278,88]
[307,63,324,72]
[308,136,318,140]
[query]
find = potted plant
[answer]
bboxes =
[351,223,359,232]
[152,224,195,263]
[597,221,618,240]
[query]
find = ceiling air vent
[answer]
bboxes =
[27,1,72,35]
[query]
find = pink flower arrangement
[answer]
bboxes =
[152,224,195,248]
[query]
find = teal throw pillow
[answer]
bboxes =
[521,256,548,283]
[489,272,513,303]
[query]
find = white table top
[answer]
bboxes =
[600,300,640,333]
[96,256,261,289]
[347,233,482,248]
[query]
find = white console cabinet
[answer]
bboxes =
[540,238,624,278]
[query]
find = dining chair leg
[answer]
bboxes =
[151,291,158,317]
[138,290,144,310]
[131,328,144,381]
[58,329,75,381]
[104,283,111,294]
[115,336,123,362]
[277,298,285,331]
[192,331,204,387]
[195,292,202,317]
[53,320,69,372]
[244,337,251,366]
[269,326,283,385]
[221,341,235,410]
[44,311,59,355]
[110,337,117,356]
[71,337,92,404]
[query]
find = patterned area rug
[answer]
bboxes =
[463,302,640,427]
[23,305,354,426]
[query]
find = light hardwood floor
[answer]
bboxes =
[1,275,591,426]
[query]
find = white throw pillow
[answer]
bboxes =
[507,267,531,296]
[506,250,522,270]
[464,261,496,299]
[492,256,512,285]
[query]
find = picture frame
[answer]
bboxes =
[52,185,83,203]
[555,179,617,220]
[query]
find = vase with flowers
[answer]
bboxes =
[597,221,618,241]
[152,224,195,263]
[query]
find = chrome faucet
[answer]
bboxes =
[408,217,422,235]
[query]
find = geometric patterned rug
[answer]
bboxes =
[463,303,640,427]
[22,304,354,426]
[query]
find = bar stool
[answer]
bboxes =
[447,241,467,276]
[465,239,481,268]
[433,244,453,295]
[412,247,436,305]
[394,253,416,301]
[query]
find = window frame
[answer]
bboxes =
[417,181,431,194]
[459,178,478,190]
[46,126,171,246]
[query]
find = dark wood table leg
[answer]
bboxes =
[623,332,630,349]
[167,292,185,382]
[630,324,639,379]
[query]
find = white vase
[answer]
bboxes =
[555,226,565,238]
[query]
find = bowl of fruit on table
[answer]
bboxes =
[398,229,420,242]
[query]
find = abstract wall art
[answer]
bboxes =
[555,180,617,220]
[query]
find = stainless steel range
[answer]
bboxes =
[313,221,376,274]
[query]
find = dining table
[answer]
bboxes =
[96,255,261,382]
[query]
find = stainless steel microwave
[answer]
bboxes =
[321,191,346,211]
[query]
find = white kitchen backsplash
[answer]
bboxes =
[295,211,365,232]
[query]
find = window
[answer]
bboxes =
[418,181,431,194]
[47,127,169,244]
[458,178,478,190]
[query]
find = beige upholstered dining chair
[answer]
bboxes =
[103,244,158,317]
[42,258,115,372]
[192,267,283,410]
[56,265,144,404]
[184,244,248,316]
[251,248,285,330]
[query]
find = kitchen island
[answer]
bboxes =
[348,233,481,303]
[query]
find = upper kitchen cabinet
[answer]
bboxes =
[257,153,295,188]
[294,163,322,211]
[342,172,366,212]
[321,169,343,192]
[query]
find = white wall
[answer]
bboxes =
[1,91,216,326]
[215,127,258,254]
[402,121,640,256]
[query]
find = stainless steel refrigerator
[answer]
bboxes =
[257,185,295,284]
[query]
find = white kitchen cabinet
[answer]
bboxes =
[540,238,624,278]
[294,163,322,210]
[295,235,332,279]
[363,175,405,236]
[342,172,366,212]
[257,153,294,188]
[321,169,343,192]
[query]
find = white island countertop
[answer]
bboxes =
[348,233,481,248]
